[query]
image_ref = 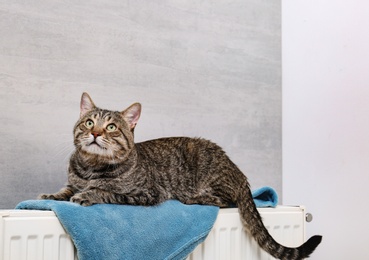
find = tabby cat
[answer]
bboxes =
[39,92,322,260]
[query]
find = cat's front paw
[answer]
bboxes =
[70,194,93,206]
[38,194,56,200]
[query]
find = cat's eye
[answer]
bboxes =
[85,119,94,128]
[106,124,117,132]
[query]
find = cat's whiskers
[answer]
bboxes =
[51,139,74,163]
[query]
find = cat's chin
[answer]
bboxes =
[82,144,110,156]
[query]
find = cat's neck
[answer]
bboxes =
[74,147,138,177]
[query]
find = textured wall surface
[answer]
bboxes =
[0,0,281,208]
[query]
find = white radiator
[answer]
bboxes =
[0,206,306,260]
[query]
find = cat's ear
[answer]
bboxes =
[122,103,141,130]
[80,92,96,118]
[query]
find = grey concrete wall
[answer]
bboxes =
[0,0,281,208]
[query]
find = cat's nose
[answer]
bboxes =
[92,132,101,139]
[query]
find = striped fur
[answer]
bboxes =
[39,92,322,259]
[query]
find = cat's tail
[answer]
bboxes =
[236,179,322,260]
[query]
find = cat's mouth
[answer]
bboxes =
[88,141,106,149]
[90,141,99,146]
[87,140,106,150]
[81,137,109,155]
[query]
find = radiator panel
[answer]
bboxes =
[0,211,76,260]
[187,207,305,260]
[0,206,305,260]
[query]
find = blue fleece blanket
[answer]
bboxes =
[15,187,277,260]
[252,186,278,208]
[16,200,217,260]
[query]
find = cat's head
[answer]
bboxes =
[73,92,141,161]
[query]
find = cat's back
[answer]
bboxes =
[135,137,226,162]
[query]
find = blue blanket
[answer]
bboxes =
[15,187,277,260]
[252,186,278,208]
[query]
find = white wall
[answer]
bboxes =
[283,0,369,259]
[0,1,281,208]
